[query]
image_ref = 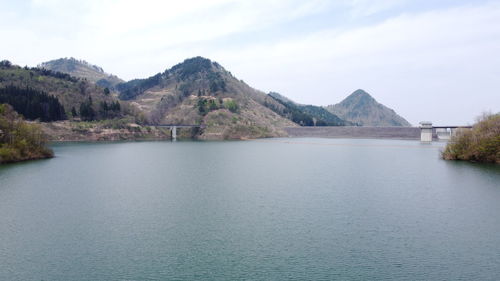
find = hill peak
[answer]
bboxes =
[169,56,225,78]
[39,57,123,88]
[117,56,232,100]
[341,89,375,104]
[40,57,104,73]
[352,89,370,96]
[327,89,411,126]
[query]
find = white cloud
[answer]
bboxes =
[346,0,409,17]
[30,0,330,77]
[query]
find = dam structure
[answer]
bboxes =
[284,126,421,140]
[285,123,472,142]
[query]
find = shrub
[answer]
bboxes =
[442,113,500,163]
[223,99,239,113]
[0,104,53,163]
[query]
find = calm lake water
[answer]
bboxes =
[0,138,499,280]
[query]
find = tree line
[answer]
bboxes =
[76,96,121,121]
[0,85,66,121]
[0,84,122,122]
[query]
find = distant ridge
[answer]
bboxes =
[39,57,124,88]
[326,89,411,126]
[267,92,347,126]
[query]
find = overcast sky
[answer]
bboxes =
[1,0,499,125]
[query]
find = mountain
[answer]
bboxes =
[116,57,296,139]
[326,89,411,126]
[39,57,124,88]
[267,92,347,126]
[0,60,123,121]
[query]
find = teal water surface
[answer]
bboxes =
[0,138,499,280]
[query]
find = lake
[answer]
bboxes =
[0,138,499,280]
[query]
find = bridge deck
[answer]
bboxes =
[148,124,205,128]
[433,126,472,129]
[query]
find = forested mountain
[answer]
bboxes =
[326,89,411,126]
[267,92,347,126]
[39,58,124,88]
[0,60,123,121]
[116,57,296,139]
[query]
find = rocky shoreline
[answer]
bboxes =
[40,121,173,142]
[38,120,291,142]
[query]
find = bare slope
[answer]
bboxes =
[40,58,124,88]
[326,89,411,127]
[117,57,296,139]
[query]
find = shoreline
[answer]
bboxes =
[42,123,426,143]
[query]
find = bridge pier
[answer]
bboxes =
[171,126,177,141]
[419,121,433,142]
[147,124,204,141]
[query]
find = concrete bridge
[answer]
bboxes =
[149,124,204,140]
[419,122,472,142]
